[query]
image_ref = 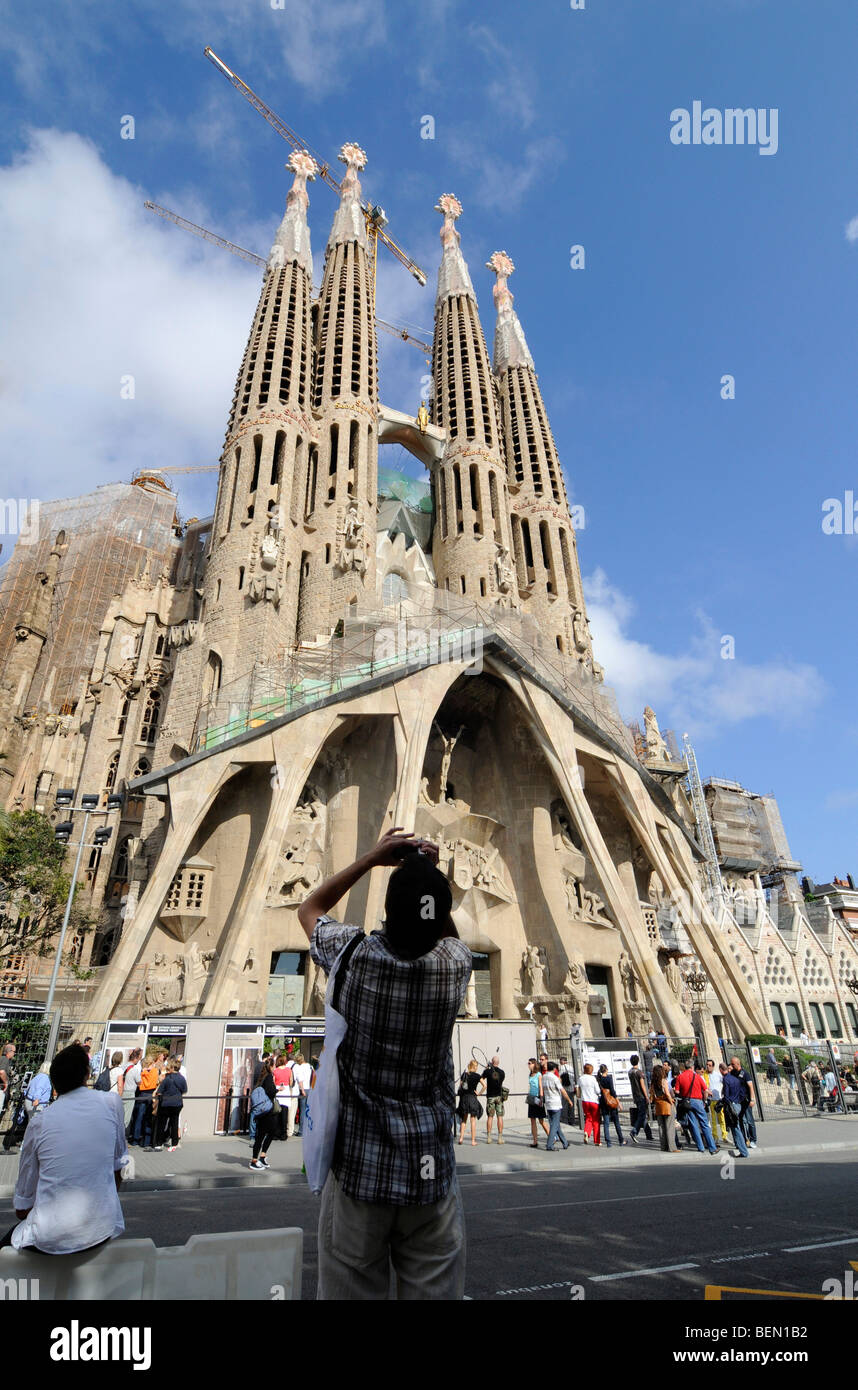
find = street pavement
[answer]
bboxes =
[0,1112,855,1198]
[2,1114,856,1301]
[108,1147,858,1302]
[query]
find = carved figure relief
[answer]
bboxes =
[434,721,465,802]
[267,784,327,906]
[335,503,366,574]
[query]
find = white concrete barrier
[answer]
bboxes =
[0,1227,302,1300]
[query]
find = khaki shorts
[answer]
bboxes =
[486,1096,505,1118]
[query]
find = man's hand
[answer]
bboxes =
[366,828,418,866]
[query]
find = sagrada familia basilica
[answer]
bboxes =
[1,145,856,1048]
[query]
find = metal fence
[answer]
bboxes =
[720,1039,858,1121]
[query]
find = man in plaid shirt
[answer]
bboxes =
[298,827,472,1300]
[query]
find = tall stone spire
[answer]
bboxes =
[298,143,378,641]
[487,251,597,672]
[190,151,319,698]
[430,196,516,609]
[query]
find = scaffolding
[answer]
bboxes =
[189,583,635,759]
[0,481,180,714]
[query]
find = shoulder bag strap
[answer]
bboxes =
[331,931,366,1012]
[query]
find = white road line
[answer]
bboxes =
[782,1236,858,1253]
[471,1189,705,1215]
[590,1262,698,1282]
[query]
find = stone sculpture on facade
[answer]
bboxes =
[434,721,465,802]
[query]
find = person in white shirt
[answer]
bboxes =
[705,1058,728,1141]
[2,1043,129,1255]
[541,1064,574,1152]
[292,1052,313,1135]
[121,1048,143,1131]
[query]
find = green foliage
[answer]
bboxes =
[0,809,97,966]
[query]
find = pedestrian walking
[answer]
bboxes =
[597,1064,625,1147]
[24,1065,52,1120]
[129,1052,162,1149]
[481,1056,506,1144]
[292,1052,313,1135]
[526,1059,550,1146]
[705,1058,729,1142]
[765,1048,781,1090]
[153,1058,187,1152]
[0,1043,17,1125]
[673,1061,718,1154]
[542,1061,572,1151]
[721,1066,750,1157]
[627,1054,653,1143]
[273,1052,293,1140]
[729,1056,758,1147]
[577,1063,602,1146]
[649,1063,678,1153]
[249,1057,277,1170]
[121,1048,142,1133]
[456,1060,483,1146]
[558,1056,576,1126]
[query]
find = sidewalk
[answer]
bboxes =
[1,1114,854,1198]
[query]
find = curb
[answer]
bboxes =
[2,1137,854,1200]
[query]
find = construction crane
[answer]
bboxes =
[132,466,219,491]
[144,201,432,355]
[203,46,427,303]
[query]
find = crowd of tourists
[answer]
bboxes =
[0,1037,188,1155]
[456,1048,766,1158]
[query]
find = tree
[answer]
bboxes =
[0,810,96,969]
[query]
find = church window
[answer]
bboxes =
[328,423,339,501]
[271,431,285,489]
[238,566,245,590]
[104,751,120,796]
[140,688,161,745]
[117,696,131,737]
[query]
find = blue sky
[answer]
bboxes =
[0,0,855,880]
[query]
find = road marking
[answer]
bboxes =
[782,1235,858,1253]
[590,1262,698,1282]
[470,1189,705,1215]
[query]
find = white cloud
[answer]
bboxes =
[845,216,858,244]
[448,135,565,214]
[0,129,260,517]
[585,568,826,738]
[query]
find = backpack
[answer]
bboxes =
[94,1067,112,1092]
[250,1085,273,1117]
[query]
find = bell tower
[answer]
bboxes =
[296,142,379,641]
[203,150,319,678]
[429,196,516,609]
[488,251,596,669]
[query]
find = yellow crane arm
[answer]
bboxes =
[203,46,426,288]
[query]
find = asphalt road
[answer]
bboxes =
[119,1149,858,1303]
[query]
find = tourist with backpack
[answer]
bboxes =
[249,1057,277,1170]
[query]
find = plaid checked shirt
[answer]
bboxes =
[310,915,472,1206]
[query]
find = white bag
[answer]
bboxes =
[302,933,364,1196]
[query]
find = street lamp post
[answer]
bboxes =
[45,789,123,1016]
[685,968,709,1058]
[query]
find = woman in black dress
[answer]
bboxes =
[456,1060,484,1146]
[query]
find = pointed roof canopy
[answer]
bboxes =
[268,149,317,277]
[486,250,534,372]
[327,142,368,250]
[434,193,475,304]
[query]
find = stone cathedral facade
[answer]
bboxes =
[2,147,856,1046]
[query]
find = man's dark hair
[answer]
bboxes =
[383,851,453,959]
[50,1043,91,1096]
[630,1053,639,1065]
